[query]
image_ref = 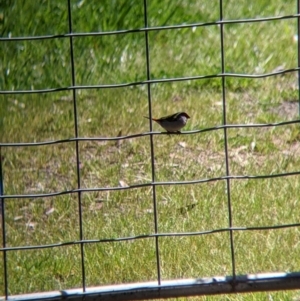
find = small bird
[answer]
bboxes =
[144,112,190,133]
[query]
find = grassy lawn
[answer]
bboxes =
[1,1,300,300]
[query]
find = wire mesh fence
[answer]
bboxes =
[1,0,300,300]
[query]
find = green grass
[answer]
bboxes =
[1,1,300,300]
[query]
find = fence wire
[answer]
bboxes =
[1,0,300,300]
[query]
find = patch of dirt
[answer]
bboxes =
[270,101,299,119]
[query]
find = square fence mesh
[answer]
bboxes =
[1,1,300,300]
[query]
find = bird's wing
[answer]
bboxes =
[158,112,183,121]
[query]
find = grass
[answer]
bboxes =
[1,0,300,300]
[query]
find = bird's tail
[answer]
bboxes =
[144,116,158,121]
